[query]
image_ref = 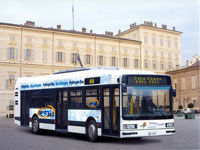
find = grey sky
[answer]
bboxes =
[0,0,199,65]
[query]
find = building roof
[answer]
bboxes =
[116,24,182,37]
[0,22,141,44]
[189,60,200,68]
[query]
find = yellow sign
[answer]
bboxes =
[87,99,99,107]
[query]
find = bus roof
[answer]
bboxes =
[16,68,156,84]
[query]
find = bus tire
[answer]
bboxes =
[32,116,39,134]
[87,120,97,142]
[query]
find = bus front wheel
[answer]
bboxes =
[32,116,39,134]
[87,120,97,142]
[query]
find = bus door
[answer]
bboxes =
[102,86,120,137]
[56,90,68,130]
[21,91,29,126]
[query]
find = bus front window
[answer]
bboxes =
[123,86,173,120]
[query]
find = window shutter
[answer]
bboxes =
[116,57,118,67]
[55,52,58,62]
[24,49,26,60]
[110,57,112,66]
[6,79,9,89]
[32,49,34,61]
[127,58,130,68]
[63,52,65,63]
[15,48,18,60]
[7,48,10,59]
[90,55,93,65]
[84,54,87,65]
[104,56,106,66]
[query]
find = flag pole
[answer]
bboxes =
[72,0,74,31]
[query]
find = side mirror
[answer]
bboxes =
[172,88,176,97]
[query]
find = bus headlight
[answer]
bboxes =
[123,124,137,129]
[166,123,174,128]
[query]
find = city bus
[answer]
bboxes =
[14,67,176,141]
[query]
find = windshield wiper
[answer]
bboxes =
[154,109,167,119]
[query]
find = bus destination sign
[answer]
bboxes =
[127,75,170,86]
[85,77,100,85]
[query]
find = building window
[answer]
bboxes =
[144,60,148,69]
[87,43,90,48]
[124,48,128,52]
[7,74,15,90]
[72,53,78,64]
[111,57,116,66]
[160,63,164,70]
[100,45,103,50]
[152,38,156,46]
[57,52,63,62]
[193,100,197,107]
[168,53,171,57]
[7,47,16,60]
[43,50,47,62]
[160,39,163,47]
[27,37,32,42]
[8,100,14,110]
[167,40,171,48]
[191,76,196,89]
[175,41,178,49]
[85,54,91,64]
[24,49,32,61]
[144,36,148,44]
[43,39,47,44]
[145,50,148,54]
[168,64,171,71]
[161,52,164,56]
[123,58,128,67]
[175,53,178,58]
[153,51,156,56]
[59,40,63,45]
[135,59,139,68]
[153,62,156,69]
[73,42,77,47]
[10,36,15,41]
[135,50,139,54]
[99,55,103,66]
[112,46,116,51]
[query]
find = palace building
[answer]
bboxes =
[0,21,182,117]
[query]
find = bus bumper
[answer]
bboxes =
[120,128,175,138]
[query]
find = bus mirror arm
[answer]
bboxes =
[172,88,176,97]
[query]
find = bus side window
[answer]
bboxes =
[30,90,43,108]
[69,89,83,109]
[43,89,55,107]
[86,88,100,109]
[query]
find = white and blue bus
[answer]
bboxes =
[14,67,176,141]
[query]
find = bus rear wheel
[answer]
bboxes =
[32,116,39,134]
[87,120,97,142]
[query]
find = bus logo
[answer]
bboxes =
[87,99,99,107]
[142,122,147,128]
[37,105,55,118]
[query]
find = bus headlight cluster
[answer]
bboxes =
[123,124,137,129]
[166,123,174,128]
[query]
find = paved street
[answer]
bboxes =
[0,116,199,150]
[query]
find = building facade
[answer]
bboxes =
[116,21,182,74]
[166,60,200,110]
[0,21,182,117]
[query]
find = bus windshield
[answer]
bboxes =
[123,86,173,120]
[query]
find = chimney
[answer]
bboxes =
[118,29,121,34]
[57,25,61,30]
[130,24,133,29]
[173,26,176,31]
[111,32,113,36]
[162,24,167,29]
[24,21,35,27]
[154,23,157,27]
[105,31,108,35]
[82,27,86,33]
[90,30,93,34]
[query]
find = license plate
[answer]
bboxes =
[148,131,156,136]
